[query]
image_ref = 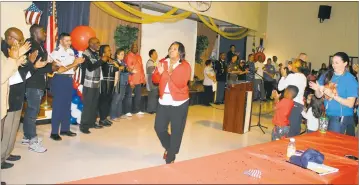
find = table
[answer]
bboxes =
[67,132,358,184]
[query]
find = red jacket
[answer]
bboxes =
[153,58,191,101]
[272,98,294,126]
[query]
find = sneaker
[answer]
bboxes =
[29,140,47,153]
[126,113,132,117]
[120,115,127,119]
[136,112,145,115]
[22,137,43,145]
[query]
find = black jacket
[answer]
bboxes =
[100,61,118,94]
[214,59,227,82]
[79,48,104,85]
[1,42,35,111]
[25,38,53,90]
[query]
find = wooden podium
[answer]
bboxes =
[223,82,253,134]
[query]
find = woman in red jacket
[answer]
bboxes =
[153,41,191,164]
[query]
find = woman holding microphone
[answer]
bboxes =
[152,42,191,164]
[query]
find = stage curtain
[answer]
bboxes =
[195,22,217,80]
[33,1,90,34]
[89,2,141,53]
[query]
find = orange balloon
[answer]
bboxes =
[70,26,96,51]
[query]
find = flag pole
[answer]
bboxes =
[40,74,51,110]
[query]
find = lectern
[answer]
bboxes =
[223,82,253,134]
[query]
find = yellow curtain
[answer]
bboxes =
[89,2,142,53]
[195,22,218,81]
[92,1,252,40]
[93,2,192,24]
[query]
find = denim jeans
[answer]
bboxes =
[23,88,44,139]
[328,116,355,136]
[110,85,127,119]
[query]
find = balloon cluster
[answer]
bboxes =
[70,81,83,125]
[70,49,83,125]
[69,25,96,125]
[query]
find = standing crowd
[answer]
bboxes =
[1,24,358,185]
[1,24,192,180]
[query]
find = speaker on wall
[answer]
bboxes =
[318,5,332,23]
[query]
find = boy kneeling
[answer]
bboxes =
[271,85,299,141]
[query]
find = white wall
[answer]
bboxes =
[140,8,197,80]
[264,2,358,69]
[1,2,32,38]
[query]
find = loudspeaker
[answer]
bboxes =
[318,5,331,23]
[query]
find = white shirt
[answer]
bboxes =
[255,62,264,79]
[301,107,319,131]
[278,73,307,105]
[158,59,189,106]
[50,45,75,75]
[203,66,215,86]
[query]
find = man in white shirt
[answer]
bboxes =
[253,56,266,101]
[49,33,84,141]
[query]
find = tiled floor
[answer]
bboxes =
[1,102,276,184]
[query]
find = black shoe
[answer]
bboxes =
[105,119,113,125]
[99,120,111,127]
[60,131,77,137]
[2,181,6,185]
[91,124,103,129]
[6,155,21,162]
[50,134,62,141]
[80,128,91,134]
[148,112,155,114]
[1,162,14,169]
[214,102,220,105]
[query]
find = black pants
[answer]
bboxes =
[132,84,142,113]
[99,93,113,121]
[264,80,275,99]
[154,100,189,163]
[147,88,159,113]
[80,87,100,130]
[203,85,214,106]
[288,102,304,137]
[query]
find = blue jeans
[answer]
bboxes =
[23,88,44,139]
[110,85,127,119]
[328,116,355,136]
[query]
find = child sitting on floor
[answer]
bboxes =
[301,95,324,133]
[271,85,299,141]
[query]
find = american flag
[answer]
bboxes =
[244,169,262,179]
[24,3,42,25]
[45,1,58,53]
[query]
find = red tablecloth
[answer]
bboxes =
[67,132,358,184]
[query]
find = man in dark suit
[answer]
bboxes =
[213,52,227,104]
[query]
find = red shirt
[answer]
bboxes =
[272,98,294,126]
[124,52,145,85]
